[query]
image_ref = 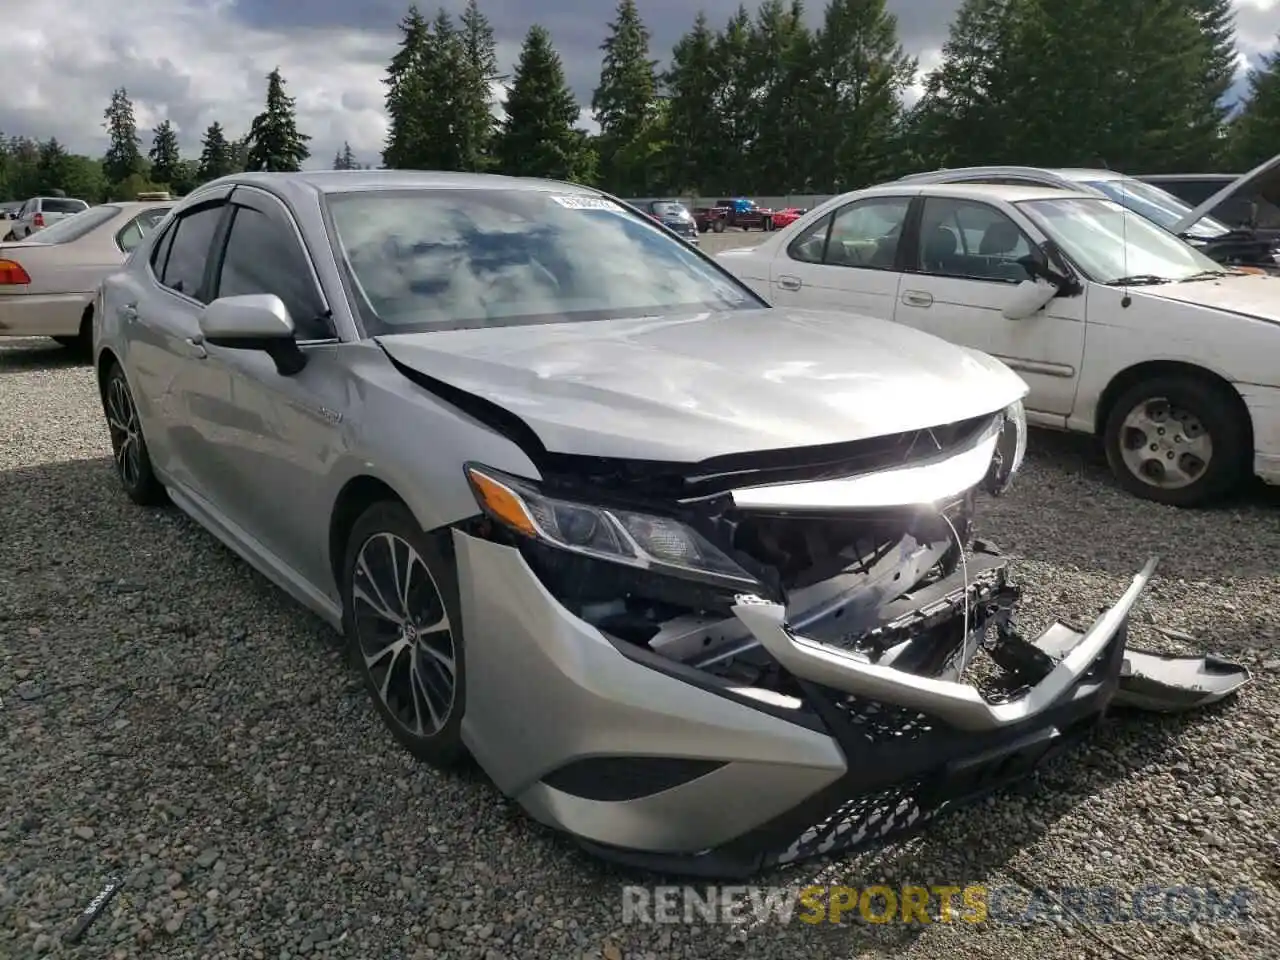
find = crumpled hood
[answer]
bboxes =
[376,308,1027,462]
[1137,273,1280,324]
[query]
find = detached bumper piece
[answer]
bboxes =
[579,554,1251,879]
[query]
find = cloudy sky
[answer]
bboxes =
[1,0,1276,169]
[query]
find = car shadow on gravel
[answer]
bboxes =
[0,339,87,371]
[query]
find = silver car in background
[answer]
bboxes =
[93,171,1247,877]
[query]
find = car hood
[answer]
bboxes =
[1135,272,1280,324]
[375,308,1027,463]
[1174,152,1280,235]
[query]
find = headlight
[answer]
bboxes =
[465,465,761,589]
[983,400,1027,496]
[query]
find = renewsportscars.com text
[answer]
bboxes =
[621,884,1254,926]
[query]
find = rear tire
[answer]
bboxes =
[341,501,468,769]
[1102,375,1249,507]
[103,362,167,506]
[713,219,725,233]
[53,310,93,359]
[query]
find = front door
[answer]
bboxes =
[178,185,346,591]
[768,195,912,320]
[892,195,1086,418]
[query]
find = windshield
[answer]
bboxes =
[41,198,90,215]
[651,201,688,218]
[1018,196,1226,284]
[326,188,757,334]
[1079,177,1231,239]
[26,205,120,243]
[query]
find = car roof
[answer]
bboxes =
[217,169,601,197]
[1140,173,1238,181]
[900,165,1130,185]
[863,181,1098,203]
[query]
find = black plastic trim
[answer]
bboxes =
[541,756,727,802]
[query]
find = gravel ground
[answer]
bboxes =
[2,336,1278,960]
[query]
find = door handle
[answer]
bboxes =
[776,275,802,291]
[119,302,138,322]
[184,337,207,360]
[901,290,933,308]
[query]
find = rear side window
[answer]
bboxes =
[116,207,171,253]
[156,204,224,301]
[41,198,90,215]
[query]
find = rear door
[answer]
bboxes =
[893,195,1085,417]
[124,194,231,492]
[768,194,912,319]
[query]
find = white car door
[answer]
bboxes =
[767,195,912,321]
[892,195,1086,419]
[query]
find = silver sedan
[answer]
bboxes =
[93,170,1247,878]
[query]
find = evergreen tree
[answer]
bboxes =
[740,0,818,192]
[457,0,500,171]
[1230,40,1280,169]
[592,0,658,193]
[383,5,432,169]
[333,141,359,169]
[709,8,755,192]
[1188,0,1239,165]
[197,122,234,182]
[496,25,595,182]
[244,68,311,172]
[662,12,722,193]
[103,88,145,184]
[148,120,181,186]
[37,138,72,194]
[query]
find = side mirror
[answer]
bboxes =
[198,294,308,376]
[1002,278,1059,320]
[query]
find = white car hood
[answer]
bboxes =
[1138,273,1280,325]
[376,307,1027,463]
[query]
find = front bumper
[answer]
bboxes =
[451,529,1245,879]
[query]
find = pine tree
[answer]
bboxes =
[383,5,432,169]
[592,0,658,194]
[742,0,817,192]
[1187,0,1238,165]
[496,25,595,183]
[244,68,311,172]
[37,138,72,194]
[148,120,181,186]
[103,88,144,184]
[709,8,755,193]
[197,122,234,182]
[457,0,499,171]
[333,141,358,169]
[663,13,722,193]
[1230,40,1280,169]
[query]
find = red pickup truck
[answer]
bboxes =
[693,198,776,233]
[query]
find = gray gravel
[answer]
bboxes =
[2,336,1278,960]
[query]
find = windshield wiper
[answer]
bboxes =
[1180,270,1231,282]
[1104,275,1171,286]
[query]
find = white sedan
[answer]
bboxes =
[0,200,172,353]
[716,182,1280,507]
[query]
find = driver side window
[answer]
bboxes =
[915,197,1034,284]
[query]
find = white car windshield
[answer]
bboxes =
[1018,196,1227,284]
[325,188,757,333]
[1078,177,1232,239]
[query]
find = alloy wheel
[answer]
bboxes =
[106,375,143,490]
[351,532,457,738]
[1117,396,1213,490]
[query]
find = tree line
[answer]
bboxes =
[3,0,1279,205]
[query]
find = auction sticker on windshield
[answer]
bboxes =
[550,195,624,212]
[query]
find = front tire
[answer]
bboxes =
[341,501,467,768]
[1103,375,1249,507]
[104,363,166,506]
[713,219,725,233]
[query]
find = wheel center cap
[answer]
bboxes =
[403,623,418,642]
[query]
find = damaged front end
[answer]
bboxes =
[460,402,1250,877]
